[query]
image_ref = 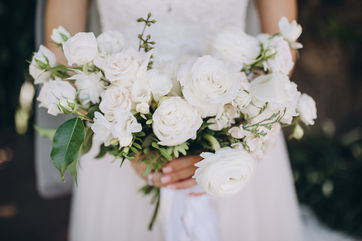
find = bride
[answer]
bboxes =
[39,0,303,240]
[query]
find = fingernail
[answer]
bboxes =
[167,184,176,189]
[162,166,172,173]
[161,176,171,184]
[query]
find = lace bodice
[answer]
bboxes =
[96,0,250,57]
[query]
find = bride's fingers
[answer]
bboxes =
[151,172,166,187]
[166,178,197,190]
[162,155,202,173]
[160,166,196,185]
[188,192,206,197]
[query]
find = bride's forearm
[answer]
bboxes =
[44,0,89,64]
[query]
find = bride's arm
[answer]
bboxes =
[45,0,89,64]
[255,0,297,34]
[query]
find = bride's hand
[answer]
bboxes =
[130,154,202,189]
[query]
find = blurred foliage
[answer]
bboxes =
[0,0,35,131]
[289,129,362,237]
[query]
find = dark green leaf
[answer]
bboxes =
[81,127,93,154]
[50,118,85,179]
[96,144,108,159]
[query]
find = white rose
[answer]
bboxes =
[152,55,181,96]
[63,32,98,66]
[259,35,294,75]
[278,17,302,43]
[111,109,142,147]
[152,97,202,146]
[51,26,71,45]
[147,69,173,101]
[73,72,105,105]
[91,112,113,146]
[29,45,56,84]
[97,30,125,55]
[178,56,242,117]
[94,49,150,86]
[249,73,300,124]
[212,27,260,67]
[208,104,239,131]
[194,147,255,197]
[297,93,317,125]
[37,78,76,116]
[99,85,132,121]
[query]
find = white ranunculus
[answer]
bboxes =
[111,109,142,147]
[91,112,113,146]
[29,45,56,84]
[260,35,294,75]
[208,104,240,131]
[178,55,242,117]
[94,48,150,86]
[73,72,105,105]
[97,30,125,55]
[99,85,132,121]
[51,26,71,45]
[147,69,173,101]
[278,17,302,43]
[194,147,255,197]
[212,27,260,67]
[63,32,98,66]
[152,97,202,146]
[297,93,317,125]
[37,78,76,116]
[249,73,300,124]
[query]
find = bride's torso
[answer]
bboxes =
[96,0,250,56]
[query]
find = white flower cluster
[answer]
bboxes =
[31,17,316,197]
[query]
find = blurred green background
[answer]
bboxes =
[0,0,361,240]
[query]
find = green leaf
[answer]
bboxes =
[81,127,93,154]
[34,125,56,140]
[50,118,85,179]
[96,144,108,159]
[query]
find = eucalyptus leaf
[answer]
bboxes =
[50,118,85,180]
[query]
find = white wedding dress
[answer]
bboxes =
[68,0,304,240]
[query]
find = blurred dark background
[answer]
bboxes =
[0,0,361,240]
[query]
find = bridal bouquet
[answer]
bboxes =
[31,13,316,227]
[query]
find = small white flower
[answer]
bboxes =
[297,93,317,125]
[97,30,125,55]
[194,147,255,197]
[63,32,98,66]
[212,27,260,67]
[208,104,240,131]
[94,48,150,86]
[73,72,105,105]
[130,76,152,109]
[228,125,251,139]
[51,26,71,45]
[147,69,173,101]
[111,109,142,147]
[290,124,304,140]
[29,45,56,84]
[178,56,242,117]
[259,35,294,75]
[37,78,76,116]
[249,73,300,124]
[152,97,202,146]
[135,102,150,114]
[91,112,113,146]
[99,85,132,121]
[278,17,302,43]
